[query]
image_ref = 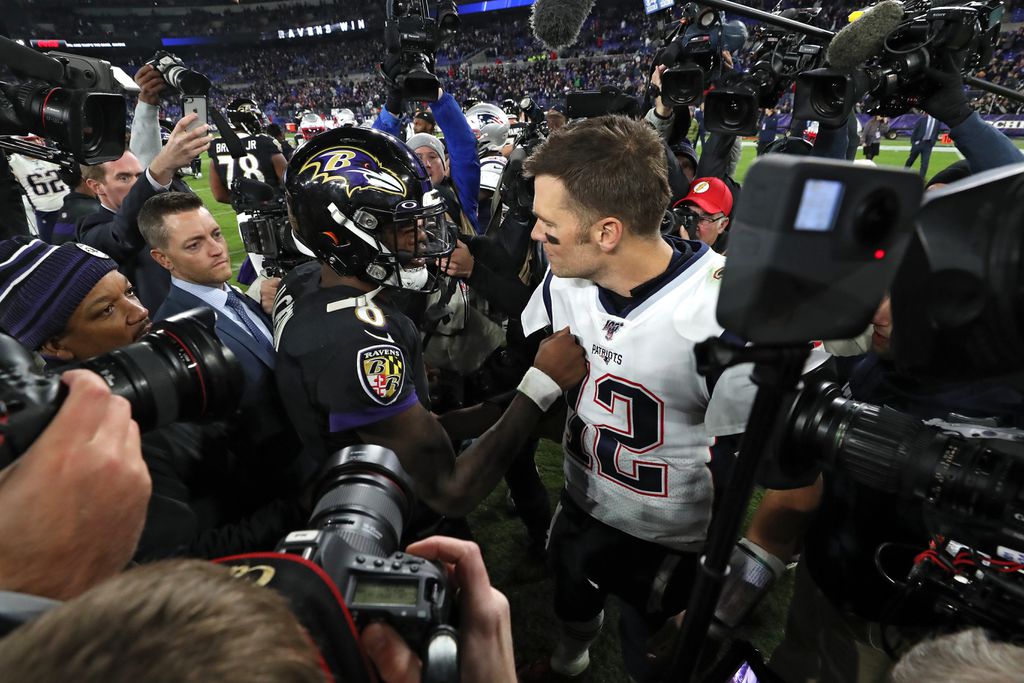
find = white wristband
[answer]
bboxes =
[517,367,563,411]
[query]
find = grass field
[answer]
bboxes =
[185,137,1018,681]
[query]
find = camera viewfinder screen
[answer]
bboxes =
[794,179,844,232]
[352,577,419,606]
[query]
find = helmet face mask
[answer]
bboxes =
[227,98,267,136]
[286,127,455,293]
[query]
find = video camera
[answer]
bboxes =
[235,177,313,278]
[652,2,748,107]
[0,307,243,469]
[383,0,459,102]
[0,36,131,169]
[665,156,1024,680]
[795,0,1006,125]
[703,8,827,135]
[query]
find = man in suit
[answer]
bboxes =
[138,192,278,420]
[905,112,940,178]
[77,114,211,312]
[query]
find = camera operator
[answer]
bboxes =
[77,114,212,311]
[273,126,586,530]
[517,115,758,682]
[374,82,482,235]
[0,237,304,562]
[0,368,150,612]
[50,165,99,245]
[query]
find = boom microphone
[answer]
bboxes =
[531,0,595,50]
[825,0,906,71]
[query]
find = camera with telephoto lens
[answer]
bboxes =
[383,0,459,102]
[717,155,1024,638]
[794,0,1005,125]
[0,37,128,168]
[704,8,826,135]
[277,445,457,680]
[0,308,244,469]
[778,382,1024,638]
[145,51,211,96]
[652,2,748,107]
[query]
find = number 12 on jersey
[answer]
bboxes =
[565,373,668,497]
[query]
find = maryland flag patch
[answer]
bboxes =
[358,345,406,405]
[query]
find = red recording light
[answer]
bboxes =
[874,249,886,260]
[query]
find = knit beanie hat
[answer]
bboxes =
[406,133,447,172]
[0,237,117,350]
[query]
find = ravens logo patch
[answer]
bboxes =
[358,345,405,405]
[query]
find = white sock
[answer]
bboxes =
[550,610,604,676]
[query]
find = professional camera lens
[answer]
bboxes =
[1,81,125,164]
[704,90,758,135]
[75,308,245,432]
[783,383,1024,554]
[309,445,416,558]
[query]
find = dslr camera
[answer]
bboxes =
[0,308,243,468]
[0,36,130,168]
[383,0,460,102]
[236,183,313,278]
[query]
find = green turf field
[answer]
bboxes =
[183,137,1020,681]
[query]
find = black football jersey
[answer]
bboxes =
[208,133,283,190]
[273,261,430,475]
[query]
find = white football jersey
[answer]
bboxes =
[522,241,757,551]
[8,154,68,212]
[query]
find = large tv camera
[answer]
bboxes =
[703,8,827,135]
[780,382,1024,638]
[665,157,1024,680]
[0,307,244,469]
[0,36,131,170]
[795,0,1006,124]
[652,2,748,107]
[383,0,459,102]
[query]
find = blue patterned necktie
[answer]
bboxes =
[224,290,274,355]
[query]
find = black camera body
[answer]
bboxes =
[0,308,243,469]
[718,155,923,344]
[237,201,313,278]
[654,3,748,107]
[383,0,459,102]
[276,445,457,678]
[795,0,1005,124]
[0,37,127,167]
[704,10,825,135]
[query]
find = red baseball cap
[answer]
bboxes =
[675,177,733,217]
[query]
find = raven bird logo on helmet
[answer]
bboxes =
[465,103,509,155]
[226,98,268,136]
[286,127,455,293]
[297,147,407,197]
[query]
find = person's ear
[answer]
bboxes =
[84,178,102,197]
[595,217,624,252]
[717,217,730,235]
[150,247,173,272]
[40,337,75,362]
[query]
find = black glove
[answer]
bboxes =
[922,51,973,128]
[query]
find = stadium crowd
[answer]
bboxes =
[1,0,1024,681]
